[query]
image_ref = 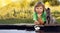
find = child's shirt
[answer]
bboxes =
[33,11,46,22]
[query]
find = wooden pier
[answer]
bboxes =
[0,24,60,32]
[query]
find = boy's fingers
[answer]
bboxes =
[34,22,40,25]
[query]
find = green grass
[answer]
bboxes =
[0,18,60,24]
[56,19,60,23]
[0,18,34,24]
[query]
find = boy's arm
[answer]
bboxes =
[33,12,37,21]
[33,12,39,25]
[43,11,46,22]
[38,17,44,23]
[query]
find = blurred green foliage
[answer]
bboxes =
[43,0,60,6]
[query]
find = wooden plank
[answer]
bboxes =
[13,24,60,26]
[44,24,60,26]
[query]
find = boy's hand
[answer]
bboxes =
[34,21,40,25]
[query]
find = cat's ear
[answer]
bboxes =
[46,8,50,11]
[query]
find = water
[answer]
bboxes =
[0,30,60,33]
[0,30,35,33]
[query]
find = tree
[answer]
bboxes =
[30,0,38,7]
[43,0,60,6]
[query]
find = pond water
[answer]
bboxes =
[0,30,35,33]
[0,30,59,33]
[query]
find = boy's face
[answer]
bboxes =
[35,6,43,14]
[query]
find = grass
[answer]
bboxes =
[0,18,34,24]
[0,18,60,24]
[56,19,60,23]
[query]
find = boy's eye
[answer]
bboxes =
[36,8,39,9]
[40,8,42,9]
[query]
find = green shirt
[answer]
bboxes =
[33,11,46,22]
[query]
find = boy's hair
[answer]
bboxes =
[34,2,45,12]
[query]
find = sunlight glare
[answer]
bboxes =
[1,0,6,6]
[11,0,18,2]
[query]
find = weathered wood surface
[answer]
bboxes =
[0,23,60,27]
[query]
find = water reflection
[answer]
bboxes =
[0,30,35,33]
[0,30,59,33]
